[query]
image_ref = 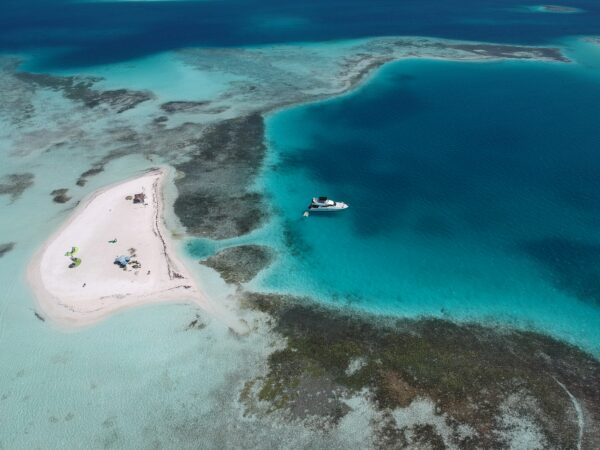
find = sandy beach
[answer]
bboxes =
[27,168,222,328]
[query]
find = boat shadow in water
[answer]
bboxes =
[303,212,348,220]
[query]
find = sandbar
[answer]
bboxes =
[27,168,218,328]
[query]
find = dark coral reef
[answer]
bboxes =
[200,245,273,284]
[174,114,268,239]
[16,72,152,113]
[240,292,600,448]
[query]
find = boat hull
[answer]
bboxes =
[307,204,349,212]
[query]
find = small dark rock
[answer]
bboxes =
[0,242,15,258]
[186,315,206,330]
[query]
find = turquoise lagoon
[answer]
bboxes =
[249,48,600,354]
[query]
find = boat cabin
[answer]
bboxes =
[311,196,336,207]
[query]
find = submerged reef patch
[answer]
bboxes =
[0,58,37,125]
[240,292,600,448]
[177,37,568,119]
[530,4,583,14]
[50,188,71,204]
[185,313,206,331]
[0,242,15,258]
[519,237,600,305]
[15,72,153,113]
[0,173,34,202]
[174,114,268,239]
[441,42,568,61]
[76,167,105,187]
[200,245,273,284]
[160,101,209,113]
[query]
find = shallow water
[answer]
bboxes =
[259,44,600,354]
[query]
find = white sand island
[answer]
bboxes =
[28,168,221,328]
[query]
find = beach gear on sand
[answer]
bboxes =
[64,246,79,257]
[114,255,130,268]
[133,193,145,204]
[68,257,81,268]
[65,247,81,268]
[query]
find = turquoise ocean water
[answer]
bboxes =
[2,0,600,446]
[256,45,600,354]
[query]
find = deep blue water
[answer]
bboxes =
[2,0,600,69]
[262,57,600,352]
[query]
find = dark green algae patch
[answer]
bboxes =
[240,292,600,448]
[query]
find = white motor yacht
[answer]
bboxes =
[307,196,349,212]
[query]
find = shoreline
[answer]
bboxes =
[26,167,240,330]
